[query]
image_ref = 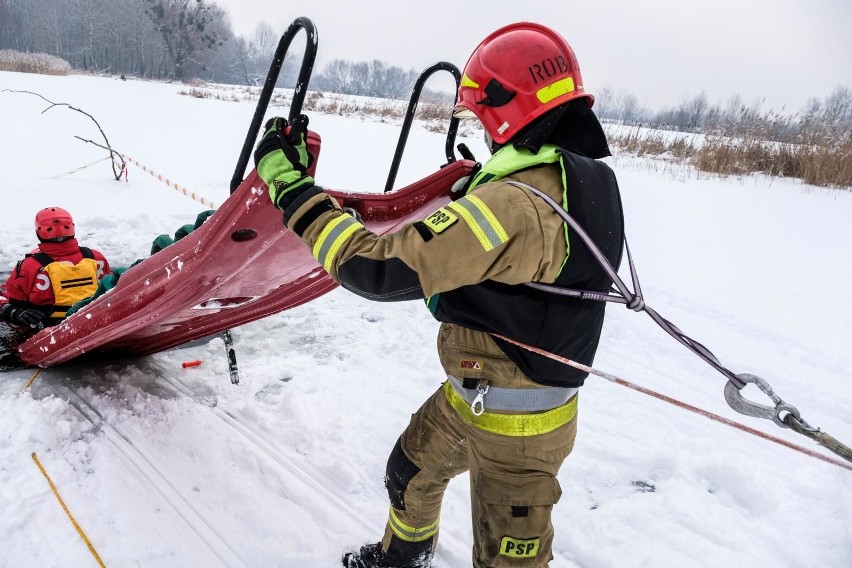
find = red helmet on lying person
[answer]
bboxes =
[35,207,75,241]
[454,22,594,145]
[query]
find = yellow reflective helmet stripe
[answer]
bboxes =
[388,508,439,542]
[447,195,508,252]
[536,77,575,104]
[460,73,479,89]
[444,381,577,436]
[312,214,364,272]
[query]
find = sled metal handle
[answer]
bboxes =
[230,16,318,193]
[384,61,463,193]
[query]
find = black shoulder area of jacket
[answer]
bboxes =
[338,256,425,302]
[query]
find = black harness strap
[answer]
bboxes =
[506,180,746,390]
[27,252,55,268]
[26,247,94,268]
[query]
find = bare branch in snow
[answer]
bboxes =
[1,89,126,180]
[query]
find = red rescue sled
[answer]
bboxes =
[18,18,473,367]
[18,161,473,367]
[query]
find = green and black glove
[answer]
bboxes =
[253,115,316,210]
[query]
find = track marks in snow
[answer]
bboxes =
[152,369,369,529]
[52,382,249,568]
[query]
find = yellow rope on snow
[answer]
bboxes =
[122,153,218,209]
[20,368,42,395]
[31,452,107,568]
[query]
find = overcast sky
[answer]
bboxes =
[215,0,851,113]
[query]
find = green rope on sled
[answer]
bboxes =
[65,210,216,318]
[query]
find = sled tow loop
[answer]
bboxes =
[505,180,852,468]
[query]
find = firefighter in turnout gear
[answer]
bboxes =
[0,207,110,330]
[255,22,624,567]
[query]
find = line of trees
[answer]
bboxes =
[311,59,421,100]
[0,0,426,98]
[0,0,228,80]
[595,86,852,144]
[4,0,848,141]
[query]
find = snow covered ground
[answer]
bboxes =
[0,69,850,567]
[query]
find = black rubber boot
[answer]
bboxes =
[342,539,433,568]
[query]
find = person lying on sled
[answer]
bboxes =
[0,207,111,331]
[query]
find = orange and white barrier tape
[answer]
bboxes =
[121,154,217,209]
[52,157,112,179]
[31,452,107,567]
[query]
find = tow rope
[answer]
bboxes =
[505,180,852,467]
[492,332,851,472]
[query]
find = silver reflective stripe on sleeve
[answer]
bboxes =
[447,195,509,252]
[448,375,577,412]
[312,214,364,272]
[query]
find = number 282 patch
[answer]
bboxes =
[423,207,458,234]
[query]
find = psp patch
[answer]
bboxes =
[423,207,457,234]
[499,536,540,558]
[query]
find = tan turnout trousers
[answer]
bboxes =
[381,376,578,567]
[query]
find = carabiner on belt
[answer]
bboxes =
[471,380,489,416]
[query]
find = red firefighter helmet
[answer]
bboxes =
[35,207,75,241]
[454,22,594,145]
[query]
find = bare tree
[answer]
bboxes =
[595,86,614,118]
[70,0,116,72]
[253,22,276,61]
[30,0,67,57]
[824,86,852,130]
[313,58,418,99]
[316,59,357,94]
[252,22,285,85]
[3,89,126,179]
[593,87,643,123]
[143,0,224,81]
[0,1,13,48]
[797,86,852,144]
[618,90,639,123]
[683,91,708,131]
[656,92,710,131]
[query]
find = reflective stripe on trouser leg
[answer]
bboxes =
[380,387,470,559]
[387,508,439,542]
[443,380,578,436]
